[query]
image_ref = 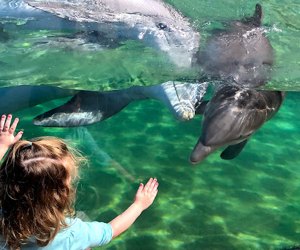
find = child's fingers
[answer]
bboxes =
[152,189,158,198]
[144,177,154,192]
[136,183,144,195]
[9,118,19,134]
[0,114,6,131]
[14,131,23,142]
[3,114,12,132]
[148,178,158,192]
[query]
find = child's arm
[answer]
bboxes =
[109,177,159,238]
[0,114,23,160]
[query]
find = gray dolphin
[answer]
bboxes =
[196,4,273,87]
[187,3,282,164]
[190,84,285,164]
[1,0,200,68]
[33,81,208,127]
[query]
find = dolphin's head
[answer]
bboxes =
[189,85,270,164]
[25,0,200,68]
[137,13,200,68]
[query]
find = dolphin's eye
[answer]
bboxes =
[157,23,168,30]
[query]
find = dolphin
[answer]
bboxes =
[33,81,208,127]
[196,4,273,88]
[188,3,282,164]
[0,0,200,68]
[190,84,285,164]
[0,81,207,127]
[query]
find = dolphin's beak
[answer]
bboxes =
[189,139,217,165]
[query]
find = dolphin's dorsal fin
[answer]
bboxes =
[242,3,263,27]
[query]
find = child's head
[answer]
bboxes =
[0,136,83,248]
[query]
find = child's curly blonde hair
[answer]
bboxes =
[0,136,84,249]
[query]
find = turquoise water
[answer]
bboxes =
[1,0,300,249]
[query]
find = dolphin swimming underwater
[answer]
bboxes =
[190,84,285,164]
[0,0,200,68]
[33,81,208,127]
[188,3,286,163]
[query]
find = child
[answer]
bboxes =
[0,114,159,249]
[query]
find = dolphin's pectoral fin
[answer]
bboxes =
[220,140,248,160]
[195,100,209,115]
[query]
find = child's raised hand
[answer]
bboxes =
[134,178,159,210]
[0,114,23,148]
[109,177,159,238]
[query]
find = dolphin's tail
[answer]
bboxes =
[220,140,248,160]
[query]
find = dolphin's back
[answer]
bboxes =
[0,85,77,114]
[196,3,273,87]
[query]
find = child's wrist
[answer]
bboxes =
[0,144,10,150]
[132,201,146,213]
[0,146,9,159]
